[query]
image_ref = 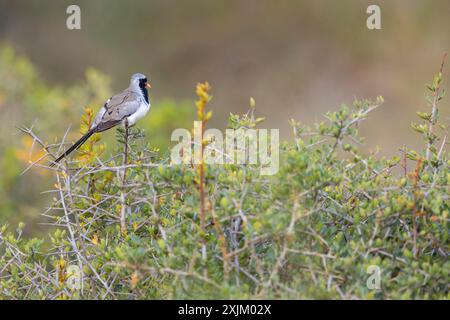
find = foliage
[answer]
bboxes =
[0,58,449,300]
[0,45,193,227]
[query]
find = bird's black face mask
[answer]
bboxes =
[138,78,149,104]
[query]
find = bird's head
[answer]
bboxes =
[130,73,151,91]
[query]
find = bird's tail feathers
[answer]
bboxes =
[50,129,95,166]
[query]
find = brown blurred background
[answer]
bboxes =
[2,0,450,148]
[0,0,449,230]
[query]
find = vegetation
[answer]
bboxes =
[0,45,194,228]
[0,52,448,299]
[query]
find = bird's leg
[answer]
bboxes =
[124,118,129,166]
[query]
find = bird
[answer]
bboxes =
[51,73,151,165]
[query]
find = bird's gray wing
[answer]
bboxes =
[93,90,141,132]
[90,98,109,130]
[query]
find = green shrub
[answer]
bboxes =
[0,60,448,300]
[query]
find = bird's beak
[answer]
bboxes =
[146,82,152,89]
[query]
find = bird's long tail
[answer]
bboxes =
[51,129,95,166]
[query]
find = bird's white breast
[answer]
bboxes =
[126,100,150,126]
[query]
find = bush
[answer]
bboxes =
[0,60,448,300]
[0,45,193,228]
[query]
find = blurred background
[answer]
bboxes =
[0,0,449,233]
